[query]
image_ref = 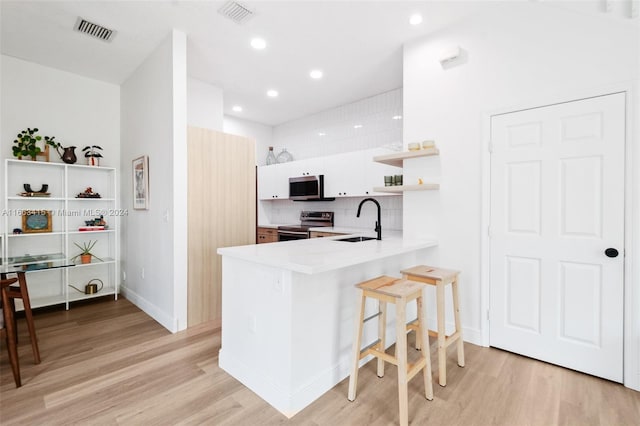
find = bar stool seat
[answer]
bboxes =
[348,275,433,426]
[401,265,464,387]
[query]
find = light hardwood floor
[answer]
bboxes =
[1,298,639,425]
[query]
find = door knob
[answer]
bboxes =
[605,248,619,258]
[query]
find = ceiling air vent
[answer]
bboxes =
[74,17,116,42]
[218,1,255,24]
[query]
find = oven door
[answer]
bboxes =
[277,230,309,241]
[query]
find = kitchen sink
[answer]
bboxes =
[335,236,377,242]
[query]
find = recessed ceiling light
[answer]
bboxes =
[251,37,266,50]
[310,69,323,79]
[409,14,423,25]
[353,124,363,129]
[267,89,279,98]
[392,115,403,120]
[318,132,326,136]
[232,105,243,112]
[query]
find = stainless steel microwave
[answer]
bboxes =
[289,175,329,201]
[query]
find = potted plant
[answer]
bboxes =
[70,240,103,264]
[82,145,103,166]
[12,128,61,160]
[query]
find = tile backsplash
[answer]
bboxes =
[264,196,403,231]
[267,88,403,163]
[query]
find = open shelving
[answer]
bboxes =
[2,159,119,310]
[372,148,440,192]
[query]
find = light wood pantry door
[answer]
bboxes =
[187,127,256,327]
[489,93,625,382]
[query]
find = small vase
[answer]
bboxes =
[80,254,92,264]
[266,146,277,165]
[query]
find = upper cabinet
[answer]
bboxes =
[257,148,402,200]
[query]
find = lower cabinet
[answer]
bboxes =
[257,227,278,243]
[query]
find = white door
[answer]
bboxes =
[489,93,625,382]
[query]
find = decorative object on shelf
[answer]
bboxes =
[19,183,51,197]
[132,155,149,210]
[69,278,103,295]
[21,210,52,233]
[408,142,420,151]
[79,215,107,231]
[12,128,60,161]
[12,228,22,234]
[82,145,103,166]
[23,184,48,193]
[70,240,103,264]
[76,187,101,198]
[421,140,436,149]
[384,176,393,186]
[56,146,77,164]
[418,178,424,185]
[394,175,403,186]
[266,146,277,165]
[276,148,293,163]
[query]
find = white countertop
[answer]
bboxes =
[217,231,437,274]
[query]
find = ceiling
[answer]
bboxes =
[0,1,631,126]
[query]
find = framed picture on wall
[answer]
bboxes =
[132,155,149,210]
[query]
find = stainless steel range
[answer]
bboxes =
[277,211,334,241]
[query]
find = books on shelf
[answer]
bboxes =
[78,226,106,231]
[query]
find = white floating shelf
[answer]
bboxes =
[373,148,439,167]
[373,183,440,193]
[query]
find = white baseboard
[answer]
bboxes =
[121,286,177,333]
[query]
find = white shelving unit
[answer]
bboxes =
[3,159,119,309]
[372,148,440,193]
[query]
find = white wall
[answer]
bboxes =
[403,2,639,388]
[187,77,223,131]
[120,30,188,332]
[1,55,120,204]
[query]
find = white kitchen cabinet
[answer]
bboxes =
[257,163,289,200]
[323,151,367,198]
[2,159,119,309]
[258,148,404,200]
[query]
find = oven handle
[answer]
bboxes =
[277,230,309,237]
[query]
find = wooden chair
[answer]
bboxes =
[1,277,21,387]
[1,272,41,365]
[348,276,433,426]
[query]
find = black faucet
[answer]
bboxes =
[357,198,382,240]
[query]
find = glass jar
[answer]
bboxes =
[276,148,293,163]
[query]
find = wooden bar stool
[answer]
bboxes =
[348,276,433,426]
[1,272,41,365]
[401,266,464,387]
[1,277,21,387]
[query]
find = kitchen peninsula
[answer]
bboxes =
[217,232,437,417]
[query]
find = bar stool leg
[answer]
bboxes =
[377,300,386,378]
[414,296,423,351]
[452,277,465,368]
[436,281,446,387]
[348,289,366,401]
[17,273,41,364]
[395,298,409,426]
[417,294,433,400]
